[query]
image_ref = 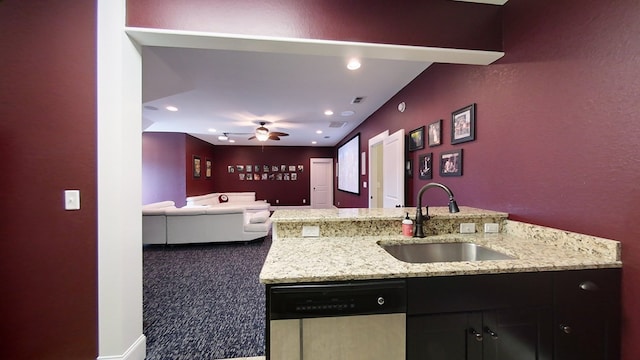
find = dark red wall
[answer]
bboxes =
[185,134,216,198]
[127,0,502,51]
[212,146,334,205]
[336,1,640,357]
[0,2,98,359]
[142,132,186,206]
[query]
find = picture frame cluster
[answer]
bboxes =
[409,103,476,178]
[228,164,304,181]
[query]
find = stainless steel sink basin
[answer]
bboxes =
[380,242,515,263]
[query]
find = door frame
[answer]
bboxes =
[310,158,334,209]
[368,130,389,208]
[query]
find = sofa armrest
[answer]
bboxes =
[164,208,207,216]
[205,207,245,215]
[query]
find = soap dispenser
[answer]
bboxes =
[402,212,413,236]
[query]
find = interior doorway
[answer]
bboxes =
[368,129,405,208]
[310,158,334,208]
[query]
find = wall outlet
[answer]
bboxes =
[302,225,320,237]
[460,223,476,234]
[484,223,500,233]
[275,199,279,204]
[302,199,306,204]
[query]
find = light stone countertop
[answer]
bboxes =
[259,208,622,284]
[270,206,508,222]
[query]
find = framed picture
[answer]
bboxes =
[193,156,201,178]
[409,126,425,151]
[205,159,212,178]
[427,120,442,147]
[451,103,476,144]
[418,152,433,180]
[440,149,463,177]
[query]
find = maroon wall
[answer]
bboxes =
[127,0,502,51]
[336,1,640,358]
[185,135,217,198]
[212,146,334,205]
[0,2,98,359]
[142,132,186,206]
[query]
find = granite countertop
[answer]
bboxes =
[270,206,508,222]
[259,208,622,284]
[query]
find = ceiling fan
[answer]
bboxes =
[248,121,289,141]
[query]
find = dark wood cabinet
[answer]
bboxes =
[407,270,619,360]
[553,268,621,360]
[407,307,552,360]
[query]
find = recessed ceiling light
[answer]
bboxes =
[341,110,355,117]
[165,105,178,112]
[324,110,334,116]
[347,59,361,70]
[397,102,406,112]
[229,139,235,143]
[218,135,228,141]
[312,141,317,144]
[316,130,323,134]
[208,128,217,133]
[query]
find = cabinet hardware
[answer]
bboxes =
[579,281,600,291]
[484,327,499,340]
[469,328,484,341]
[560,324,572,334]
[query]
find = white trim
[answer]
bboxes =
[96,335,146,360]
[270,205,312,211]
[453,0,508,5]
[125,27,504,65]
[368,130,389,208]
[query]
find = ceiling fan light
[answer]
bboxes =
[255,126,269,141]
[218,134,228,141]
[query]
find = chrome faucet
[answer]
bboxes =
[413,182,460,238]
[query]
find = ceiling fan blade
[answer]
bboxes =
[248,135,256,140]
[269,134,281,140]
[270,132,289,137]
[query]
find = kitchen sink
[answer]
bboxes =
[380,242,515,263]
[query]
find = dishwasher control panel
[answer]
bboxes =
[269,279,406,320]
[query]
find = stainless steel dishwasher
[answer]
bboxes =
[267,279,406,360]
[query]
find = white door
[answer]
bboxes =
[310,158,333,209]
[382,129,405,208]
[368,130,389,208]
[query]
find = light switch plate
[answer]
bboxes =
[484,223,500,233]
[302,225,320,237]
[64,190,81,210]
[460,223,476,234]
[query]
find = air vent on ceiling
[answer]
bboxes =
[351,96,366,104]
[329,121,348,128]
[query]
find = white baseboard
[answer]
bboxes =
[269,205,312,211]
[97,335,146,360]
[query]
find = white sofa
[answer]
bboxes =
[185,192,270,212]
[142,201,176,245]
[142,200,271,245]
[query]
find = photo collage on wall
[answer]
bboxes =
[408,103,476,178]
[227,164,304,181]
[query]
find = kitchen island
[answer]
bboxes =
[260,207,622,360]
[260,206,621,284]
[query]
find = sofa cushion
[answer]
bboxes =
[249,210,270,224]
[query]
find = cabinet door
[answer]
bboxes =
[554,269,621,360]
[407,312,482,360]
[482,308,552,360]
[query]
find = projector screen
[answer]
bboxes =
[337,133,360,195]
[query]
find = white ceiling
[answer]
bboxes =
[136,1,505,147]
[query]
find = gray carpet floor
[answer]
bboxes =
[143,236,271,359]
